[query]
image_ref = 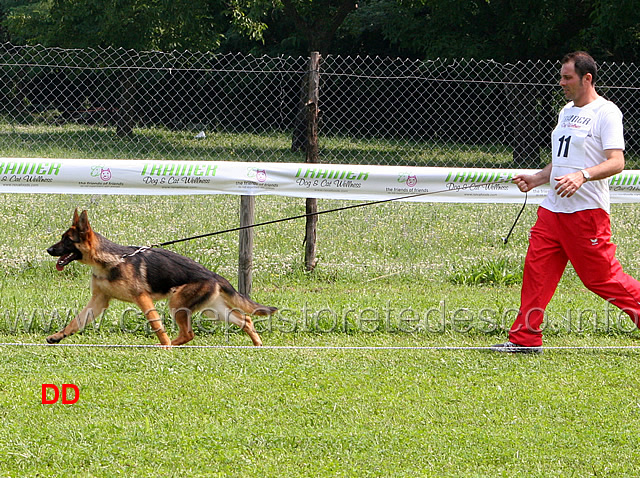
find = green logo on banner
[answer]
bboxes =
[0,161,61,176]
[140,163,218,177]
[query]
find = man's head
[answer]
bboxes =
[562,51,598,85]
[560,51,598,106]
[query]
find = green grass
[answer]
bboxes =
[2,339,640,477]
[0,118,527,167]
[3,118,640,169]
[2,192,640,476]
[449,256,523,286]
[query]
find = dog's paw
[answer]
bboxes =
[46,334,63,344]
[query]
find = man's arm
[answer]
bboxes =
[513,163,553,192]
[553,149,624,198]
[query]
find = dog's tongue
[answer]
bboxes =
[56,254,72,271]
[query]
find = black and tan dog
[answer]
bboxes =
[46,209,275,346]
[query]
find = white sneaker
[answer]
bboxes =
[491,340,542,354]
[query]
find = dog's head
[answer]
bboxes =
[47,209,94,271]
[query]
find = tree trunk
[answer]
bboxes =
[116,68,136,137]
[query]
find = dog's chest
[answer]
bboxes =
[91,263,145,302]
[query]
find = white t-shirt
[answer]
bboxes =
[541,96,625,214]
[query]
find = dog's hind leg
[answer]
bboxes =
[230,310,262,346]
[202,305,263,346]
[47,292,110,344]
[134,293,171,347]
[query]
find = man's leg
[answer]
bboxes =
[564,208,640,328]
[508,207,568,347]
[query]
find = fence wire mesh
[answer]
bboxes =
[1,43,639,169]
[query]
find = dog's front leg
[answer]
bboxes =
[134,294,171,347]
[46,293,110,344]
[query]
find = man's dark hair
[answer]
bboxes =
[562,51,598,85]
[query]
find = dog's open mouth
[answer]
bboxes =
[56,252,81,271]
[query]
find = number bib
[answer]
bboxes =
[542,97,623,214]
[551,108,595,170]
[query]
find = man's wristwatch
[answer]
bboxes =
[581,169,591,181]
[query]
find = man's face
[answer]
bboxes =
[559,61,585,103]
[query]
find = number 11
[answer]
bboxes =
[557,135,571,158]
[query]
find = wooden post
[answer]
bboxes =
[238,195,255,297]
[304,52,321,272]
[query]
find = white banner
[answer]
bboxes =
[2,158,640,204]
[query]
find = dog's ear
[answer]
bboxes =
[68,209,84,242]
[77,210,92,237]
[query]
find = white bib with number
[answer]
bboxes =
[552,113,592,170]
[541,97,624,214]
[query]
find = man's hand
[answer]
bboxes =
[554,171,587,198]
[553,150,624,198]
[513,164,552,192]
[513,174,538,193]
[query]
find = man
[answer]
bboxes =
[492,51,640,353]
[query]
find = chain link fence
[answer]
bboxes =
[1,43,639,169]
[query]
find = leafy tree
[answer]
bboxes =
[1,0,54,45]
[485,0,590,60]
[220,0,360,56]
[2,0,268,135]
[586,0,640,61]
[332,0,403,56]
[3,0,638,63]
[2,0,266,51]
[280,0,357,55]
[371,0,597,62]
[0,4,7,42]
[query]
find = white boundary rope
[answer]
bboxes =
[1,342,639,351]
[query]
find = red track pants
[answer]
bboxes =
[509,206,640,346]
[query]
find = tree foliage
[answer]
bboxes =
[1,0,265,51]
[1,0,639,62]
[280,0,357,55]
[358,0,593,61]
[586,0,640,61]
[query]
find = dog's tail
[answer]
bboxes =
[215,274,277,316]
[249,303,278,316]
[232,293,278,316]
[222,284,277,316]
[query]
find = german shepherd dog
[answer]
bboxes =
[46,210,275,346]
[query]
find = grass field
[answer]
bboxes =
[1,192,640,476]
[0,119,551,168]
